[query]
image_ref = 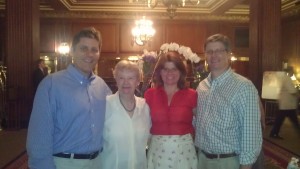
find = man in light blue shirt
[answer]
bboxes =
[195,34,262,169]
[27,27,112,169]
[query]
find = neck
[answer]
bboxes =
[164,85,179,94]
[211,67,229,80]
[119,93,136,113]
[73,64,91,78]
[119,93,135,102]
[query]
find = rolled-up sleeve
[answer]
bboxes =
[237,83,262,165]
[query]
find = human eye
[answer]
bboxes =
[79,46,88,53]
[171,68,178,72]
[215,49,225,54]
[91,48,99,54]
[205,50,213,55]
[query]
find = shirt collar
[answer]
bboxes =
[67,64,96,84]
[207,68,232,85]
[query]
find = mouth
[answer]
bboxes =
[83,58,94,63]
[122,86,131,89]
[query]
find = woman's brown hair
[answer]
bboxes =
[152,51,187,89]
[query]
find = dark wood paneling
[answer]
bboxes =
[0,18,5,62]
[249,0,281,92]
[71,22,119,54]
[282,19,300,74]
[6,0,39,129]
[282,20,299,60]
[164,23,207,54]
[40,22,56,53]
[231,61,249,78]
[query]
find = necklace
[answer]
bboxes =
[119,95,136,112]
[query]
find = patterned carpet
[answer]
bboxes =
[263,139,300,169]
[2,141,296,169]
[2,151,28,169]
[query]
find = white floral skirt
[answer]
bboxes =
[147,134,197,169]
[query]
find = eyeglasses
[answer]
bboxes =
[205,49,227,56]
[161,68,179,73]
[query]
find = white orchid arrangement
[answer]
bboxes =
[160,42,201,63]
[288,157,300,169]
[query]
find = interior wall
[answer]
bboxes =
[40,18,250,79]
[282,18,300,82]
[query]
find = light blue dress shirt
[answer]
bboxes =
[195,68,262,165]
[26,64,112,169]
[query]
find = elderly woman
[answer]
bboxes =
[100,60,151,169]
[145,51,197,169]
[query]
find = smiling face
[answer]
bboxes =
[205,41,231,78]
[115,69,139,96]
[160,62,180,87]
[71,37,100,76]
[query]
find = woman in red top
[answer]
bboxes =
[144,51,197,169]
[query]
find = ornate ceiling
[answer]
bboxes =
[1,0,300,21]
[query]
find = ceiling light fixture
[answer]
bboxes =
[147,0,200,19]
[131,16,156,46]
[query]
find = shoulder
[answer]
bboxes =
[106,93,117,101]
[229,73,258,96]
[145,87,156,94]
[179,88,197,96]
[230,72,255,87]
[144,87,158,98]
[182,88,197,94]
[136,96,147,105]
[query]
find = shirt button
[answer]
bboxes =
[91,124,95,128]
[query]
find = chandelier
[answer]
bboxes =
[131,16,156,46]
[147,0,200,18]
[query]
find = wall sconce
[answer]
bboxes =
[58,42,70,55]
[131,16,156,46]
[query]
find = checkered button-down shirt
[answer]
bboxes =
[195,68,262,165]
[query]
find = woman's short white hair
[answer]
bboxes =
[113,60,141,81]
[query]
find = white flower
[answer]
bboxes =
[160,42,200,63]
[169,43,180,51]
[190,53,201,63]
[160,43,169,53]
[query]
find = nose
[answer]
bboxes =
[84,49,94,57]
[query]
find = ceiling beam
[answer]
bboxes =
[211,0,241,15]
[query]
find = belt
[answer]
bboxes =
[53,149,102,160]
[201,150,237,159]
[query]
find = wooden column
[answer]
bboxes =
[5,0,40,129]
[249,0,282,93]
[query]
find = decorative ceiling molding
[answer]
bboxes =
[40,10,249,22]
[0,0,299,21]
